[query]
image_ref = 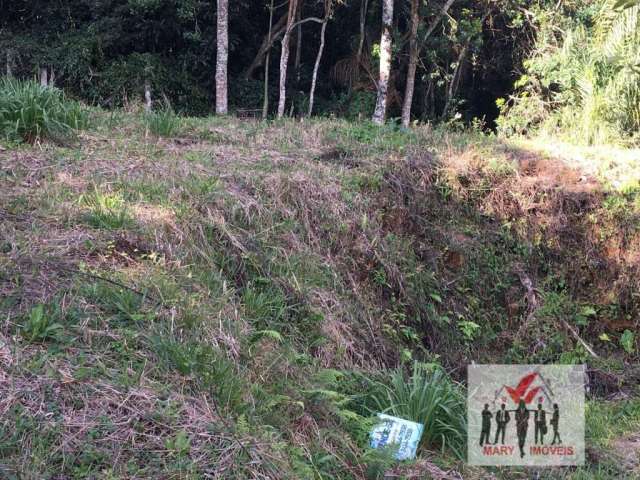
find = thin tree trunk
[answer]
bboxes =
[402,0,455,128]
[295,5,302,84]
[216,0,229,114]
[5,50,11,77]
[144,79,152,112]
[263,0,275,119]
[308,12,328,116]
[40,67,48,87]
[420,0,456,48]
[401,0,420,128]
[357,0,369,64]
[372,0,393,125]
[442,41,469,118]
[244,14,289,80]
[277,0,299,119]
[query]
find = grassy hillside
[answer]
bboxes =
[1,108,639,478]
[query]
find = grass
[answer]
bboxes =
[144,107,181,137]
[20,303,64,343]
[0,104,638,478]
[80,188,135,230]
[0,78,88,143]
[370,362,467,459]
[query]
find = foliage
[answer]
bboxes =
[0,79,88,143]
[620,329,635,353]
[80,189,134,230]
[0,0,548,123]
[154,337,246,413]
[499,0,640,145]
[370,362,467,459]
[145,107,181,137]
[20,304,64,342]
[1,109,639,477]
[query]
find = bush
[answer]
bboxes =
[371,362,467,459]
[498,2,640,145]
[0,78,88,143]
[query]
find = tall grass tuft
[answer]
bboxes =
[80,189,134,230]
[144,107,181,137]
[371,362,467,459]
[0,78,88,143]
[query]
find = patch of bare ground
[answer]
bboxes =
[610,433,640,473]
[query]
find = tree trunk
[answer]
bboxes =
[244,14,289,80]
[295,5,302,84]
[372,0,393,125]
[144,79,152,113]
[40,67,48,87]
[357,0,369,60]
[6,50,12,77]
[263,0,275,119]
[216,0,229,114]
[401,0,420,128]
[308,16,328,116]
[277,0,299,119]
[442,41,469,118]
[420,0,456,48]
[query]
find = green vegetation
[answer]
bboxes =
[0,101,638,477]
[144,107,181,138]
[80,189,135,230]
[3,0,639,475]
[0,78,88,143]
[20,304,64,343]
[499,0,640,145]
[371,362,466,459]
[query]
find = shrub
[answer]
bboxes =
[499,1,640,145]
[370,362,467,459]
[0,78,88,143]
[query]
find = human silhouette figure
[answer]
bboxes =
[534,402,547,444]
[479,404,492,446]
[493,403,510,444]
[515,399,530,458]
[550,403,562,445]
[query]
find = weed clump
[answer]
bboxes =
[371,362,466,459]
[0,79,88,143]
[144,107,181,137]
[80,189,135,230]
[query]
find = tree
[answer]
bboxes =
[357,0,370,66]
[401,0,420,128]
[372,0,394,125]
[277,0,300,118]
[277,0,327,118]
[244,14,289,80]
[402,0,457,127]
[263,0,276,119]
[216,0,229,115]
[308,0,333,116]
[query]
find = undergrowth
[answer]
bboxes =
[0,109,638,478]
[0,79,88,143]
